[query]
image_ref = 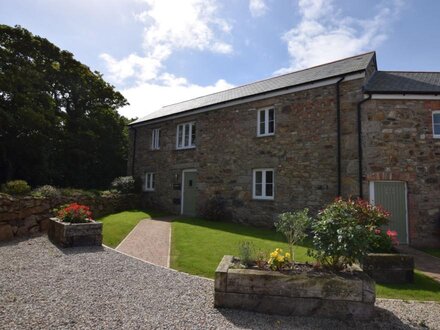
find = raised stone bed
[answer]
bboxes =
[214,255,375,319]
[48,218,102,248]
[362,253,414,284]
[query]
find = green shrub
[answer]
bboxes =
[111,176,135,193]
[2,180,31,195]
[237,241,255,266]
[60,188,97,198]
[200,195,228,221]
[309,198,390,270]
[32,185,61,198]
[275,209,310,262]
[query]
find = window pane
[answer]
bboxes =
[184,124,190,146]
[152,174,155,189]
[259,110,265,134]
[268,109,274,133]
[145,174,149,188]
[434,123,440,135]
[266,170,273,184]
[157,129,160,148]
[255,171,262,184]
[255,183,262,196]
[177,125,183,147]
[266,183,273,197]
[434,114,440,124]
[191,123,196,146]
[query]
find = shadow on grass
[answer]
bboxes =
[172,217,312,249]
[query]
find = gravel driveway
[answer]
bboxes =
[0,236,439,329]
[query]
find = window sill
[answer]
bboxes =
[252,197,274,201]
[256,133,275,138]
[144,189,155,192]
[176,146,196,150]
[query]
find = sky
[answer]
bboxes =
[2,0,440,120]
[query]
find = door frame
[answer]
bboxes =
[369,180,409,244]
[181,169,198,215]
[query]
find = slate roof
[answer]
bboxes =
[130,51,376,125]
[364,71,440,94]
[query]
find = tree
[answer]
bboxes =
[0,24,129,188]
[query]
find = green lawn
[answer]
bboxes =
[170,217,312,279]
[171,217,440,302]
[420,248,440,259]
[97,210,158,248]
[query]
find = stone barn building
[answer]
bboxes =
[128,52,440,248]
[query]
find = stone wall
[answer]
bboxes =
[130,78,365,227]
[0,193,140,242]
[362,99,440,247]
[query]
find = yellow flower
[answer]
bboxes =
[270,251,278,258]
[285,253,291,259]
[276,255,284,262]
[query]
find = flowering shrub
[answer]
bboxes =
[268,248,291,270]
[308,197,391,270]
[32,185,61,198]
[368,228,399,253]
[56,203,93,223]
[1,180,31,195]
[111,176,135,193]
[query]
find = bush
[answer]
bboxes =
[369,228,399,253]
[32,185,61,198]
[275,209,310,262]
[268,248,291,271]
[200,195,228,221]
[111,176,135,193]
[1,180,31,195]
[237,241,255,266]
[60,188,97,198]
[56,203,93,223]
[308,198,390,270]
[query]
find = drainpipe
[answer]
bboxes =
[335,76,345,197]
[130,127,137,176]
[356,93,372,199]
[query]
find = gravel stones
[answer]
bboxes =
[0,236,439,329]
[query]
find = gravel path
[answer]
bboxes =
[116,217,172,267]
[1,236,439,330]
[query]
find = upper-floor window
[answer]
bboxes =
[176,122,196,149]
[253,168,274,200]
[144,172,155,191]
[151,128,160,150]
[257,107,275,136]
[433,111,440,138]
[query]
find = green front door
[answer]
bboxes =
[371,181,408,244]
[182,171,197,216]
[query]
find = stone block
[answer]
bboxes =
[0,224,13,241]
[214,255,375,320]
[48,218,102,248]
[362,253,414,284]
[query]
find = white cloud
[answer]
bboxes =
[276,0,404,74]
[249,0,268,17]
[119,78,234,119]
[101,0,232,84]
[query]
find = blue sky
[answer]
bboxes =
[2,0,440,119]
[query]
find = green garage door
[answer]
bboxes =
[371,181,408,244]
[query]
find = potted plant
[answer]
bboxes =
[48,203,102,247]
[214,202,377,319]
[362,228,414,284]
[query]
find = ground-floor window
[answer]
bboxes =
[144,172,155,191]
[253,169,274,200]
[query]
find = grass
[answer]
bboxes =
[376,271,440,301]
[420,248,440,259]
[171,217,440,301]
[97,209,166,248]
[170,217,312,279]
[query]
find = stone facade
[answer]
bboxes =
[129,70,440,248]
[130,78,365,227]
[0,193,139,242]
[362,100,440,247]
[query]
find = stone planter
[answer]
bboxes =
[214,255,375,319]
[362,253,414,284]
[48,218,102,248]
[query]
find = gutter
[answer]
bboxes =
[356,93,372,198]
[130,127,137,176]
[335,76,345,197]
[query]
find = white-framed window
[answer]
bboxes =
[433,111,440,138]
[151,128,160,150]
[257,107,275,136]
[176,122,196,149]
[144,172,155,191]
[253,169,274,200]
